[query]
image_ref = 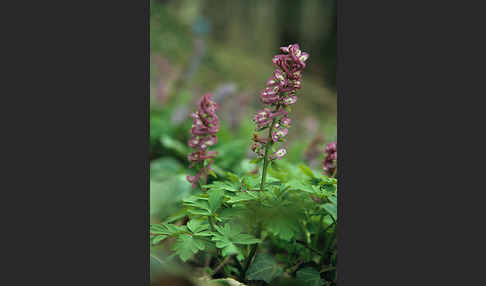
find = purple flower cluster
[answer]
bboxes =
[186,93,219,187]
[252,44,309,160]
[322,142,337,176]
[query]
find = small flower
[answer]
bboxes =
[253,109,273,129]
[271,148,287,160]
[271,128,288,142]
[299,52,310,63]
[272,54,287,68]
[280,116,291,127]
[289,79,302,89]
[253,133,269,144]
[271,70,288,88]
[280,45,290,53]
[251,142,265,158]
[188,136,200,148]
[204,135,217,146]
[282,95,297,106]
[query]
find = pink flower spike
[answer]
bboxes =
[251,43,308,159]
[186,93,220,187]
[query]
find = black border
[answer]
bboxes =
[5,0,152,284]
[336,0,343,284]
[145,0,151,284]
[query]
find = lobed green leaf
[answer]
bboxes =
[246,253,283,283]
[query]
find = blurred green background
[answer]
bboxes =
[150,0,336,222]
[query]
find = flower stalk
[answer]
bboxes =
[260,117,277,191]
[251,44,309,191]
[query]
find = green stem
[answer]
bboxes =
[259,117,278,191]
[208,216,216,232]
[234,256,244,272]
[242,223,262,281]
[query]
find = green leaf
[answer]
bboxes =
[208,169,218,178]
[241,176,261,190]
[215,223,242,237]
[266,219,297,241]
[226,191,259,204]
[322,203,337,220]
[246,253,283,283]
[187,219,208,234]
[204,181,240,193]
[171,234,205,262]
[211,235,240,256]
[296,267,324,286]
[322,183,337,193]
[299,164,316,179]
[150,223,185,235]
[208,189,225,213]
[219,206,247,220]
[286,180,316,194]
[211,223,259,257]
[220,242,240,257]
[150,224,168,234]
[184,198,212,216]
[186,220,213,237]
[225,172,240,183]
[268,166,289,182]
[194,230,213,237]
[163,209,187,224]
[150,235,167,245]
[188,209,212,216]
[231,233,261,245]
[320,177,337,185]
[182,195,204,205]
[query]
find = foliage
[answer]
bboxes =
[150,157,338,285]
